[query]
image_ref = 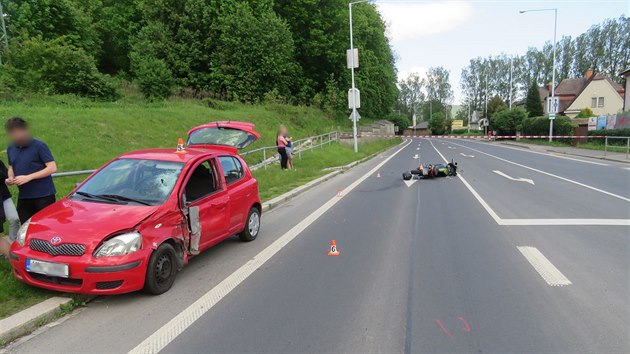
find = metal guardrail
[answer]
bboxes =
[52,131,341,178]
[603,136,630,159]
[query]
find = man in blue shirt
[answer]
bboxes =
[5,117,57,223]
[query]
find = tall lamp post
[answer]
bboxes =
[349,0,371,152]
[520,8,557,142]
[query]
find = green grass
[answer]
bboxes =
[0,258,56,319]
[0,95,399,320]
[514,138,629,153]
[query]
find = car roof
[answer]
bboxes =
[119,147,238,163]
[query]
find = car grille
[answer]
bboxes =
[29,239,86,256]
[96,280,124,290]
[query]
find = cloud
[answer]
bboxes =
[377,1,474,42]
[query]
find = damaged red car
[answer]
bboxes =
[9,121,262,295]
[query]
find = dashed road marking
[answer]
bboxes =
[517,246,572,287]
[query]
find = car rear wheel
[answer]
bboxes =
[143,243,178,295]
[239,207,261,242]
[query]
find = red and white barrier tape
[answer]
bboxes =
[339,133,604,139]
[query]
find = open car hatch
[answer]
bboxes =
[187,121,261,149]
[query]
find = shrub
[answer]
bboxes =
[386,113,411,133]
[522,116,574,136]
[588,128,630,145]
[492,108,527,135]
[133,56,175,101]
[7,36,120,100]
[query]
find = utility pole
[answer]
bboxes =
[348,0,370,153]
[520,8,558,142]
[509,57,513,109]
[0,0,8,65]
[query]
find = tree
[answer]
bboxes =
[525,81,544,117]
[429,111,446,135]
[210,1,299,102]
[397,72,425,118]
[492,108,527,135]
[487,95,507,119]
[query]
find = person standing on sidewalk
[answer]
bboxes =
[5,117,57,223]
[0,159,20,258]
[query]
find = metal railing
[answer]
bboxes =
[52,131,340,178]
[603,136,630,160]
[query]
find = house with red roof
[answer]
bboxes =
[543,68,625,118]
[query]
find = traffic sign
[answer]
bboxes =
[549,113,556,120]
[348,88,360,109]
[346,48,359,69]
[548,96,559,114]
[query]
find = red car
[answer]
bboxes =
[9,121,262,295]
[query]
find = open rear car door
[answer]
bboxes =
[187,121,261,149]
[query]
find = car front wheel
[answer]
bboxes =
[239,207,261,242]
[143,243,178,295]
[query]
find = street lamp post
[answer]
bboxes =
[349,0,371,153]
[520,8,557,142]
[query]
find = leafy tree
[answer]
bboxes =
[487,95,507,118]
[210,1,299,102]
[8,36,119,100]
[525,81,544,117]
[95,0,143,74]
[134,56,175,100]
[3,0,102,55]
[429,111,446,135]
[492,108,527,135]
[397,72,425,119]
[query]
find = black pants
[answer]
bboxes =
[278,147,288,169]
[17,195,56,223]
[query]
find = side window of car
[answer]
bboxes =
[184,160,219,203]
[219,156,244,185]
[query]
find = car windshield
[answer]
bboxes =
[72,158,184,206]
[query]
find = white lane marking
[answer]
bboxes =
[450,139,609,166]
[413,154,419,159]
[446,141,630,203]
[517,246,572,287]
[404,179,418,187]
[128,140,413,354]
[427,139,630,226]
[624,168,630,171]
[504,219,630,226]
[493,170,535,185]
[460,153,475,158]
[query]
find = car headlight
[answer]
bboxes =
[17,219,30,246]
[94,231,142,258]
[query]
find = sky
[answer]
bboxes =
[374,0,629,104]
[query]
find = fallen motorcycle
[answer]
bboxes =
[402,161,457,180]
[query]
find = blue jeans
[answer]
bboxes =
[4,198,20,242]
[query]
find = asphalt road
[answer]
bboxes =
[4,138,630,354]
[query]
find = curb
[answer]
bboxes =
[493,141,630,164]
[0,297,72,343]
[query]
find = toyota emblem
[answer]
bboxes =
[50,236,62,245]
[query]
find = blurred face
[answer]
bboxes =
[279,126,287,135]
[8,127,31,145]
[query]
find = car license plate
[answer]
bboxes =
[26,258,69,278]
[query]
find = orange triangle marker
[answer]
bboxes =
[328,240,340,256]
[376,172,381,179]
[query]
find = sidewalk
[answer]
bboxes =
[493,140,630,163]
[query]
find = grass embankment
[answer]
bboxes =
[0,95,398,320]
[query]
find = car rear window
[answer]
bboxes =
[219,156,244,185]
